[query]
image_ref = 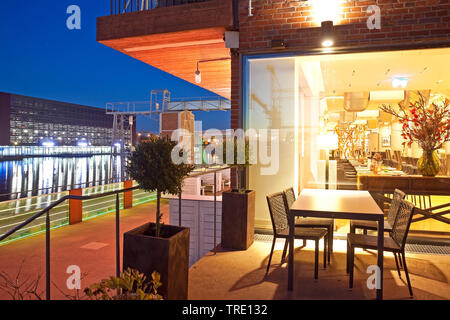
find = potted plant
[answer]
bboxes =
[380,92,450,176]
[84,268,163,300]
[221,137,255,250]
[124,136,194,300]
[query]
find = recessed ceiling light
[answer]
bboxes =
[392,77,408,88]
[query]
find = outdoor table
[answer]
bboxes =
[288,189,385,300]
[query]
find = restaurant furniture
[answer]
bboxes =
[288,189,385,299]
[350,189,406,234]
[266,192,328,279]
[284,187,334,263]
[347,199,415,297]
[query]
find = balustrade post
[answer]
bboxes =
[69,189,83,224]
[123,180,133,209]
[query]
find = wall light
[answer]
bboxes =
[194,57,231,85]
[321,20,335,47]
[312,0,342,25]
[195,62,202,84]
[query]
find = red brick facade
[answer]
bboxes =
[230,0,450,130]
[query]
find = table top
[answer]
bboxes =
[290,189,383,219]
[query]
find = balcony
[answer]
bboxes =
[97,0,235,99]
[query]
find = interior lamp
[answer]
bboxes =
[321,21,335,47]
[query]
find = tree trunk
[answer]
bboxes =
[156,191,161,237]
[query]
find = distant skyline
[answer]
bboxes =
[0,0,230,133]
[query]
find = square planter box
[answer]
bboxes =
[123,222,190,300]
[221,190,255,250]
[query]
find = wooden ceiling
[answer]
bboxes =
[97,0,234,99]
[99,27,231,99]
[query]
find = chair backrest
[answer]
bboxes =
[387,189,406,226]
[391,199,415,249]
[266,192,289,236]
[284,187,296,209]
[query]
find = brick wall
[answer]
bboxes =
[230,0,450,131]
[238,0,450,53]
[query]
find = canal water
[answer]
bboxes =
[0,155,125,202]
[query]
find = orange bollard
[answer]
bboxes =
[69,189,83,225]
[123,180,133,209]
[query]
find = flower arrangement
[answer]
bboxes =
[379,92,450,152]
[380,91,450,176]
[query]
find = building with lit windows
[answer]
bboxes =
[0,92,134,147]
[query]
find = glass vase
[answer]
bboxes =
[417,150,441,177]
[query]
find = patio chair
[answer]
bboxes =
[266,192,329,280]
[350,189,406,234]
[284,187,334,263]
[347,199,415,297]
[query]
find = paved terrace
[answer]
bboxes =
[0,200,449,300]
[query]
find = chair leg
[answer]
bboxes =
[394,253,402,279]
[266,237,276,275]
[363,229,367,235]
[281,238,288,263]
[315,239,319,280]
[323,236,327,269]
[401,252,414,297]
[346,240,350,274]
[328,225,333,262]
[303,239,307,247]
[349,246,354,289]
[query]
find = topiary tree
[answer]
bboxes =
[126,136,194,237]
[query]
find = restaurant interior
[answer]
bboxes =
[247,47,450,236]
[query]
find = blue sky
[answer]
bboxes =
[0,0,230,132]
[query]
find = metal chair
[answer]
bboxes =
[284,187,334,263]
[266,192,328,280]
[350,189,406,234]
[347,199,415,297]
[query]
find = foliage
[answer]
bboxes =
[127,136,194,236]
[380,92,450,152]
[84,268,162,300]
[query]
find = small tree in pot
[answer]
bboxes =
[124,136,194,299]
[221,137,256,250]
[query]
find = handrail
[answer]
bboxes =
[0,186,139,243]
[109,0,213,15]
[0,165,230,300]
[0,185,139,300]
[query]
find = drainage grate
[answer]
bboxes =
[255,233,450,255]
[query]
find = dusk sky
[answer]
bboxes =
[0,0,230,133]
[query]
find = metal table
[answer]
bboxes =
[288,189,385,299]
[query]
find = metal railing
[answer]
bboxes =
[0,165,229,300]
[110,0,212,15]
[0,185,139,300]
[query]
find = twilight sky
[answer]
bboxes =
[0,0,230,132]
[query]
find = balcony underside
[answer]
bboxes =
[99,27,231,99]
[97,0,233,99]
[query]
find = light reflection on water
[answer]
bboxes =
[0,155,124,202]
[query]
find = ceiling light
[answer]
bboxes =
[370,90,405,101]
[392,77,408,88]
[321,21,335,48]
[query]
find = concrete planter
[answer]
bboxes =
[123,223,190,300]
[221,190,255,250]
